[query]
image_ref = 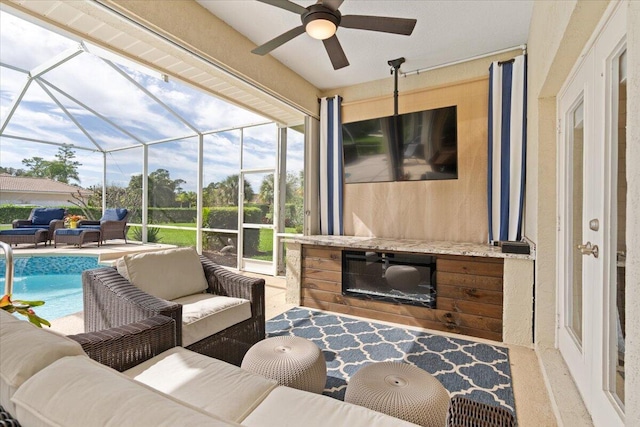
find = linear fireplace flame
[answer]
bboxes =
[342,250,436,308]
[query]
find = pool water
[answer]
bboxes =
[0,256,100,321]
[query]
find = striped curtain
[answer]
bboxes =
[319,96,343,236]
[488,54,527,243]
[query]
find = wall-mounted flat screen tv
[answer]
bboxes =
[342,105,458,183]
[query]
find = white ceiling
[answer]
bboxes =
[198,0,533,90]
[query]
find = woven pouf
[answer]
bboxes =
[344,362,450,427]
[241,336,327,393]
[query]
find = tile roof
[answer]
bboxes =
[0,174,91,195]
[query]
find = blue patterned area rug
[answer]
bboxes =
[266,307,516,416]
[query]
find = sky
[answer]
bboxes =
[0,10,304,193]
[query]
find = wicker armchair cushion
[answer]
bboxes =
[117,247,208,301]
[101,208,128,222]
[11,356,238,427]
[29,208,65,225]
[0,311,85,416]
[173,294,251,347]
[124,347,278,423]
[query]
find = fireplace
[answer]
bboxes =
[342,250,436,308]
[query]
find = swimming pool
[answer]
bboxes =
[0,255,100,321]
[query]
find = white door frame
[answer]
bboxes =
[556,2,627,425]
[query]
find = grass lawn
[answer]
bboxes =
[126,224,296,259]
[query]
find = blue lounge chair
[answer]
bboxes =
[12,207,66,244]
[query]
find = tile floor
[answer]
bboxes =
[7,242,557,426]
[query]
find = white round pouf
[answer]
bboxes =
[344,362,450,427]
[241,336,327,394]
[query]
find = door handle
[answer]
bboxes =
[577,241,599,258]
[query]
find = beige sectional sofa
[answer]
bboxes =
[0,310,418,427]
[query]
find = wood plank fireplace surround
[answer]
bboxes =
[285,237,534,346]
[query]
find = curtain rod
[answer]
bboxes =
[399,44,527,77]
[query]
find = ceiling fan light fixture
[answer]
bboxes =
[303,6,340,40]
[306,18,337,40]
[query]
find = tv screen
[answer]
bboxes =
[342,105,458,183]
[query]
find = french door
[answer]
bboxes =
[557,3,626,425]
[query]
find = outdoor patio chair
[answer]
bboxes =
[77,208,129,243]
[12,207,66,243]
[82,247,265,366]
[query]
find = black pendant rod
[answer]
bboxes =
[388,57,405,116]
[387,57,405,181]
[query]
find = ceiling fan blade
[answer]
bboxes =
[323,35,349,70]
[255,0,307,15]
[341,15,417,35]
[321,0,344,12]
[252,26,306,55]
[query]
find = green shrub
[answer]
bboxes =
[245,203,270,222]
[146,208,197,224]
[205,206,239,229]
[203,206,262,254]
[129,226,162,243]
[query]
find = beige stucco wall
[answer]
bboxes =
[526,0,610,350]
[503,258,534,346]
[626,1,639,424]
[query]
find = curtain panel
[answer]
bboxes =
[488,55,527,243]
[319,96,343,236]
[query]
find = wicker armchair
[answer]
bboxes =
[12,207,66,243]
[68,315,177,372]
[77,208,129,243]
[83,254,265,366]
[446,396,516,427]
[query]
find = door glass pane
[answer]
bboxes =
[244,172,273,224]
[243,227,273,262]
[285,127,305,234]
[613,50,626,405]
[569,100,585,345]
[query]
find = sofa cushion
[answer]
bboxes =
[101,208,128,222]
[173,293,251,347]
[117,247,208,301]
[0,311,85,417]
[30,208,65,225]
[125,347,277,423]
[11,356,239,427]
[241,386,420,427]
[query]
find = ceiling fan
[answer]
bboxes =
[252,0,417,70]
